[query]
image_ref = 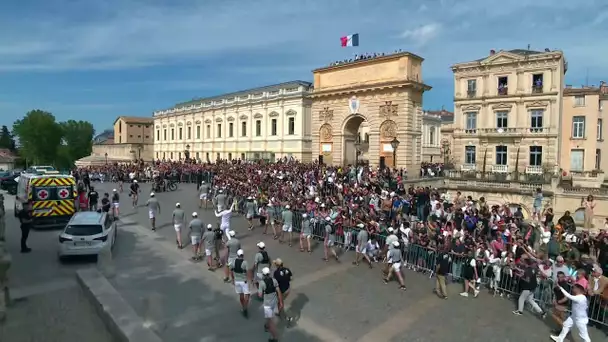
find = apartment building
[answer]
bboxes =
[560,81,608,173]
[451,48,566,173]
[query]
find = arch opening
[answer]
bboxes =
[342,114,368,166]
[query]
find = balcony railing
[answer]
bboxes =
[532,85,543,94]
[526,165,543,174]
[444,165,554,184]
[498,87,508,96]
[445,169,553,185]
[492,164,508,173]
[454,127,553,136]
[467,90,476,98]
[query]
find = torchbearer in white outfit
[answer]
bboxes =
[215,201,234,241]
[550,283,591,342]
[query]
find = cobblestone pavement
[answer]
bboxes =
[0,191,114,342]
[92,182,605,342]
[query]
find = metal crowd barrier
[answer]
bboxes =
[221,203,608,329]
[178,172,214,184]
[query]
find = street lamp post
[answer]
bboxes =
[390,137,400,168]
[104,152,108,165]
[354,138,361,166]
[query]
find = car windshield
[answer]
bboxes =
[0,172,10,177]
[64,224,103,236]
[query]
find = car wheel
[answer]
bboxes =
[58,255,68,263]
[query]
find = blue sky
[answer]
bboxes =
[0,0,607,133]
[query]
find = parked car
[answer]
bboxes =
[58,211,117,261]
[0,171,18,192]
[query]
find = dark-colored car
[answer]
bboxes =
[0,171,18,194]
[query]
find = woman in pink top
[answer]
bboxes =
[490,235,505,257]
[574,269,589,290]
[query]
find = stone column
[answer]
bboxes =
[0,194,11,323]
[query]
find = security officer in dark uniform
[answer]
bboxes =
[18,203,33,253]
[88,186,99,211]
[213,223,224,266]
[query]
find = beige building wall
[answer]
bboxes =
[560,83,608,174]
[91,143,154,162]
[311,52,431,169]
[451,49,565,174]
[113,117,154,145]
[153,81,313,162]
[421,113,442,162]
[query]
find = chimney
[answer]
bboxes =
[490,49,496,55]
[565,85,572,89]
[544,48,550,52]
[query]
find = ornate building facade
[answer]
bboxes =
[153,81,313,162]
[451,49,566,174]
[310,52,431,169]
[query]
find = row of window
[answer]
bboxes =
[465,110,544,130]
[156,118,296,141]
[464,146,603,170]
[572,117,603,140]
[464,110,604,140]
[154,151,288,162]
[464,145,543,166]
[156,151,245,161]
[465,74,544,97]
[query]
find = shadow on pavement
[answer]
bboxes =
[105,229,323,342]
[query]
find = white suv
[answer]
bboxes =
[58,211,117,261]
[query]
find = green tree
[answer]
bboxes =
[60,120,95,163]
[13,110,63,165]
[0,125,16,151]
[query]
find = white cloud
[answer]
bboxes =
[0,0,605,81]
[400,23,442,45]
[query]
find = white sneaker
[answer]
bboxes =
[474,290,479,297]
[549,335,560,342]
[459,292,469,297]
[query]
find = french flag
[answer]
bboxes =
[340,33,359,47]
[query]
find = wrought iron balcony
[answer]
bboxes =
[497,87,508,96]
[467,90,476,98]
[532,85,543,94]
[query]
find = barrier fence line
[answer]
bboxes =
[227,197,607,328]
[87,174,606,329]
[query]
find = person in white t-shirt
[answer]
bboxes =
[550,283,591,342]
[215,201,235,241]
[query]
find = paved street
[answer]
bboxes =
[1,182,605,341]
[91,181,605,342]
[0,192,114,342]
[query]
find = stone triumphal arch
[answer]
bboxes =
[311,52,431,169]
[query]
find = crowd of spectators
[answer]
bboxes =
[420,162,445,177]
[329,50,404,67]
[77,159,608,333]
